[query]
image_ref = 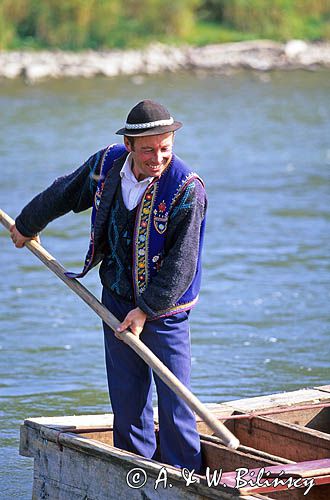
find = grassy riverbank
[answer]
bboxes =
[1,0,329,51]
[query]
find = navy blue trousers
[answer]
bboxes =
[102,288,202,472]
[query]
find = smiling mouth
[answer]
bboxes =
[146,164,164,172]
[146,157,171,174]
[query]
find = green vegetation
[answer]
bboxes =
[197,0,330,42]
[1,0,329,50]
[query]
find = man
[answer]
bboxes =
[10,100,207,472]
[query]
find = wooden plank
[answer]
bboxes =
[269,485,330,500]
[306,407,330,433]
[232,476,330,498]
[254,459,330,478]
[201,440,280,472]
[75,430,114,447]
[264,406,330,434]
[220,389,330,414]
[232,416,330,462]
[236,475,330,497]
[220,462,330,487]
[24,413,115,431]
[199,419,235,435]
[19,424,33,457]
[261,488,312,500]
[200,434,294,465]
[32,437,210,500]
[197,407,237,435]
[220,462,330,496]
[314,385,330,394]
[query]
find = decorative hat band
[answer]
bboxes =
[125,117,174,130]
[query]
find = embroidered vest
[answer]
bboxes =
[67,143,205,318]
[100,184,137,302]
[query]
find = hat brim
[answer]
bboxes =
[116,121,182,137]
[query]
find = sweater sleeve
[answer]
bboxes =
[15,149,105,237]
[136,179,207,318]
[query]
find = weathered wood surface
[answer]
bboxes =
[201,434,294,465]
[260,406,330,433]
[242,459,330,478]
[314,386,330,394]
[269,485,330,500]
[20,387,330,499]
[196,387,330,441]
[216,387,330,416]
[24,425,268,500]
[200,437,330,499]
[231,416,330,462]
[222,461,330,499]
[201,440,279,472]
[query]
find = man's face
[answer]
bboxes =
[124,132,174,181]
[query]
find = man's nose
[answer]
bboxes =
[153,150,164,164]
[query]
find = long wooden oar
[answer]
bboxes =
[0,209,239,449]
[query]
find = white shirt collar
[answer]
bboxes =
[120,153,153,184]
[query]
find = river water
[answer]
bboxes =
[0,70,329,498]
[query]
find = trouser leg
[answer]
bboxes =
[102,289,156,458]
[102,288,201,471]
[142,311,202,472]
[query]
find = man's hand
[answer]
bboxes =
[10,224,40,248]
[116,307,147,339]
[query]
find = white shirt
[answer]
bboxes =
[120,153,153,210]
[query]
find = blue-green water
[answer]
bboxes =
[0,70,329,498]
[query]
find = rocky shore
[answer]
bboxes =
[1,40,329,82]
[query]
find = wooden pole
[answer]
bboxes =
[0,209,239,449]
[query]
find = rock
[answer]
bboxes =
[24,62,57,82]
[98,52,122,77]
[294,43,330,66]
[1,61,22,78]
[142,43,187,73]
[187,41,284,70]
[285,40,308,58]
[118,50,144,75]
[0,41,329,82]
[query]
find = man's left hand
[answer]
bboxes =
[116,307,147,339]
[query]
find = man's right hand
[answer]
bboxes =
[10,224,40,248]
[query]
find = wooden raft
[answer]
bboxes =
[20,386,330,499]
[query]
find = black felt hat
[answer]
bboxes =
[116,99,182,136]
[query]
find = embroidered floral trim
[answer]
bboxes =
[151,253,163,273]
[151,296,199,320]
[134,181,158,294]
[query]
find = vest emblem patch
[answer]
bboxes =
[153,200,168,234]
